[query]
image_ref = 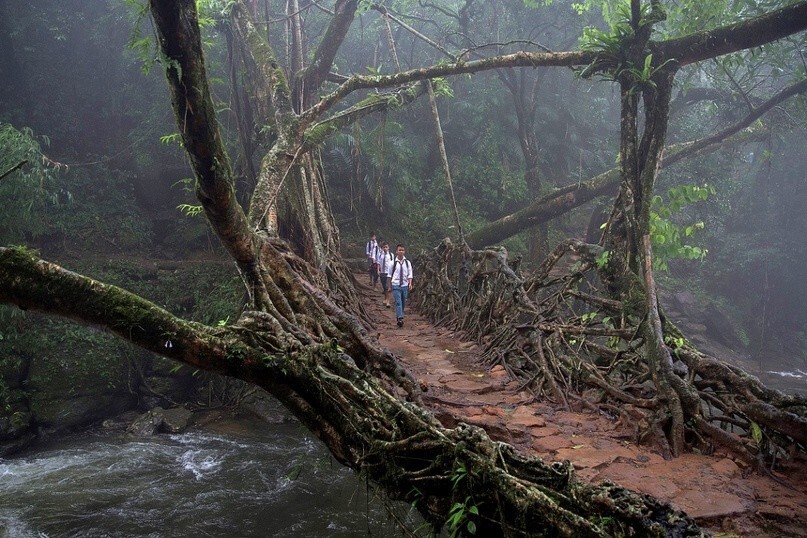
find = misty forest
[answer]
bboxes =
[1,0,806,536]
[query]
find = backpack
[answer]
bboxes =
[391,259,411,284]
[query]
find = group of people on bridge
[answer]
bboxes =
[365,232,413,328]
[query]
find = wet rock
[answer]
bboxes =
[672,359,689,377]
[127,408,164,436]
[30,392,135,432]
[0,432,36,457]
[704,303,743,350]
[127,406,193,436]
[160,406,193,433]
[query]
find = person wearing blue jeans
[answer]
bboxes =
[390,244,413,328]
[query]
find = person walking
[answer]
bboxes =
[390,244,413,327]
[376,242,395,308]
[365,232,379,287]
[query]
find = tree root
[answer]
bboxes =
[413,238,807,469]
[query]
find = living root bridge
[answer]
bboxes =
[414,239,807,466]
[0,245,705,536]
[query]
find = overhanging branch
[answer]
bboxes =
[466,78,807,248]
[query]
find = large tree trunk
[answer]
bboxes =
[414,2,807,468]
[3,0,806,534]
[131,2,715,532]
[598,4,699,457]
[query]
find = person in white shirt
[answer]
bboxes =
[376,242,395,308]
[365,232,379,287]
[390,244,413,327]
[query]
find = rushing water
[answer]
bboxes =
[763,369,807,396]
[0,418,420,537]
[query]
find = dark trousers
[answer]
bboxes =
[380,273,389,292]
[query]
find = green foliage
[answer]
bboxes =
[194,0,236,26]
[579,1,651,52]
[581,311,598,323]
[0,308,134,398]
[595,249,611,269]
[649,184,715,271]
[446,497,479,536]
[431,78,455,98]
[749,421,763,445]
[0,258,241,436]
[160,133,183,147]
[81,260,242,326]
[124,0,159,74]
[178,203,205,217]
[574,0,735,39]
[664,334,686,349]
[446,462,480,537]
[578,2,676,90]
[48,168,154,252]
[451,462,468,489]
[0,123,65,244]
[365,65,385,76]
[522,0,554,8]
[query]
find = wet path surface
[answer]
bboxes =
[355,274,807,536]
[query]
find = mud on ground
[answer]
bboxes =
[357,275,807,537]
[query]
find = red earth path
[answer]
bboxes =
[356,274,807,537]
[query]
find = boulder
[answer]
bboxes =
[127,406,193,436]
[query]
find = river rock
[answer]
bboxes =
[127,406,193,436]
[160,406,193,433]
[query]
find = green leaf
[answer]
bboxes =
[750,421,763,445]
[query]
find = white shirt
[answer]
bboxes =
[390,257,413,287]
[366,239,378,259]
[376,249,395,274]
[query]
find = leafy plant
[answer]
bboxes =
[0,123,65,244]
[160,133,183,146]
[581,311,598,323]
[595,249,611,269]
[577,1,673,90]
[451,462,468,489]
[178,203,204,217]
[649,183,715,271]
[446,496,479,537]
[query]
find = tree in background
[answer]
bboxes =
[1,0,806,534]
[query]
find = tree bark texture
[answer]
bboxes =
[0,246,706,537]
[4,0,807,535]
[413,238,807,465]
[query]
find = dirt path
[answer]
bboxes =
[356,274,807,537]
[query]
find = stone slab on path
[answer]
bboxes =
[354,273,807,536]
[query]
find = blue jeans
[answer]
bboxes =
[392,284,409,320]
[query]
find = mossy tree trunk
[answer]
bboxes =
[414,1,807,467]
[2,0,807,534]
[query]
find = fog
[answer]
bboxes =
[1,1,804,384]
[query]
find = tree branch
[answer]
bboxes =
[299,50,595,126]
[652,1,807,66]
[302,83,426,149]
[300,0,358,100]
[466,78,807,248]
[301,3,807,126]
[0,247,245,374]
[149,0,265,304]
[0,160,27,182]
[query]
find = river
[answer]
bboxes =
[0,416,421,537]
[3,371,802,537]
